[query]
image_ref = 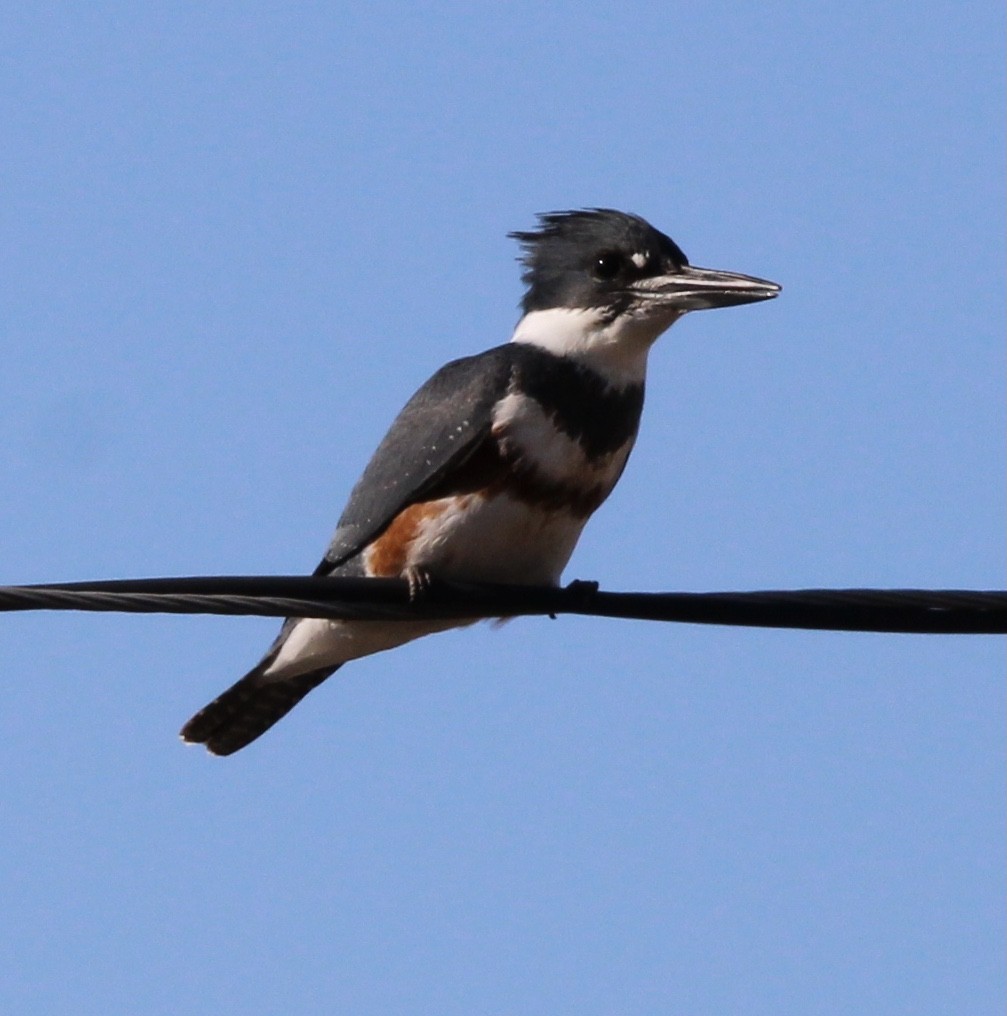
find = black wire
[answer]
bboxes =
[0,576,1005,634]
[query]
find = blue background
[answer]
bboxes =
[2,4,1003,1013]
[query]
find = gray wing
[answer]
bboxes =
[314,344,517,575]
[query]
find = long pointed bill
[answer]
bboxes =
[636,264,781,311]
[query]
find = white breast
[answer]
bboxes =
[407,491,587,585]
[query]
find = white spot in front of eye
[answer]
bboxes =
[631,251,649,269]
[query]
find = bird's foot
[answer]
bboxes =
[404,566,434,602]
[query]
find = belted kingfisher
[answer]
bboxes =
[181,208,780,755]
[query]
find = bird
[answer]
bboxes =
[180,208,780,755]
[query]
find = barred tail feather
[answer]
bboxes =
[180,663,340,756]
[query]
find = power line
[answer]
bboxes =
[1,576,1005,634]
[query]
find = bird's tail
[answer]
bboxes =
[180,661,340,756]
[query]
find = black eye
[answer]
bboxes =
[592,251,624,280]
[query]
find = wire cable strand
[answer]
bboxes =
[1,576,1005,634]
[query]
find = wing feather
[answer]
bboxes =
[314,344,516,574]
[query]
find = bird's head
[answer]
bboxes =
[509,208,780,382]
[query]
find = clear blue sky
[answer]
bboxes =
[2,4,1003,1014]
